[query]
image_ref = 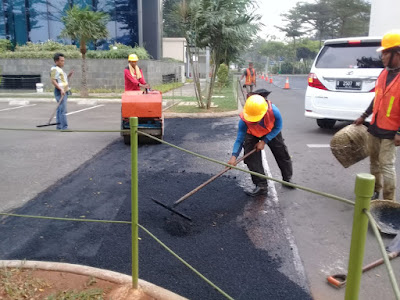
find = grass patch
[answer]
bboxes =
[46,288,104,300]
[0,267,48,299]
[166,85,237,113]
[152,82,184,93]
[0,267,109,300]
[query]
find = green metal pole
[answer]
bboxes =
[130,117,139,289]
[345,173,375,300]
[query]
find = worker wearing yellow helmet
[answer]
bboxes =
[354,30,400,201]
[227,93,294,196]
[124,53,150,91]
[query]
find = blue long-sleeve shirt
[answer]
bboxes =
[232,104,282,157]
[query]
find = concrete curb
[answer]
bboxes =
[0,260,188,300]
[0,97,240,119]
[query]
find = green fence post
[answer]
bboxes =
[130,117,139,289]
[345,173,375,300]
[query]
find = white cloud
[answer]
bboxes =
[254,0,312,40]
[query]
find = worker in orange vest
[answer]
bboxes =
[227,94,294,196]
[124,54,149,91]
[354,30,400,201]
[240,62,256,96]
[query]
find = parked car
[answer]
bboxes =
[305,36,384,128]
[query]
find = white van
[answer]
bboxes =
[305,36,383,128]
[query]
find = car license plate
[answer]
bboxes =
[336,80,362,90]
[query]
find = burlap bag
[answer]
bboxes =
[330,124,369,168]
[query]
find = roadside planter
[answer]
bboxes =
[0,260,187,300]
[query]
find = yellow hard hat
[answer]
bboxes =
[377,30,400,52]
[128,54,139,61]
[243,94,268,122]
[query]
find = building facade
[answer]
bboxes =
[0,0,162,59]
[369,0,400,36]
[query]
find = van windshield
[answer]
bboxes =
[315,43,384,68]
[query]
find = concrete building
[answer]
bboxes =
[369,0,400,36]
[0,0,162,59]
[162,38,186,62]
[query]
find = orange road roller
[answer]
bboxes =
[121,90,164,145]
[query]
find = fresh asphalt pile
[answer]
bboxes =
[0,118,311,299]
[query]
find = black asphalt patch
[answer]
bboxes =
[0,118,311,299]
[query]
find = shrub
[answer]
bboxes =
[0,41,150,60]
[0,39,12,52]
[217,63,229,90]
[0,51,81,59]
[86,43,150,60]
[15,41,79,52]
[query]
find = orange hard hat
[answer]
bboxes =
[243,94,268,122]
[377,30,400,52]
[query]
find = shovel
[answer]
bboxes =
[36,95,65,127]
[152,149,257,221]
[327,233,400,288]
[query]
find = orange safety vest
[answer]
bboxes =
[239,100,275,137]
[371,69,400,131]
[245,68,256,85]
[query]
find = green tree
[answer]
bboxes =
[163,0,185,37]
[60,5,109,97]
[201,0,260,108]
[291,0,370,41]
[330,0,370,37]
[296,0,335,45]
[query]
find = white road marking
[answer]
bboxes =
[0,104,36,112]
[66,105,104,116]
[261,151,308,289]
[307,144,330,148]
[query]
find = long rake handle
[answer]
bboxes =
[47,95,65,124]
[173,148,257,207]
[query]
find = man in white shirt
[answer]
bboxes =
[50,53,74,130]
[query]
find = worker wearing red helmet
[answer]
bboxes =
[354,30,400,201]
[227,94,294,196]
[124,53,150,91]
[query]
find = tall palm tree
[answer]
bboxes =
[60,5,109,97]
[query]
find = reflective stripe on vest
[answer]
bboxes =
[371,69,400,130]
[245,68,256,85]
[239,100,275,137]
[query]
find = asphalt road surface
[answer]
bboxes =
[0,77,399,299]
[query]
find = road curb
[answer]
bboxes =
[0,97,240,119]
[0,260,188,300]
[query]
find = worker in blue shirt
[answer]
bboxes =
[228,91,293,196]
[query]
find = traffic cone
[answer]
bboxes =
[261,75,264,80]
[284,77,290,89]
[269,77,273,84]
[265,74,269,81]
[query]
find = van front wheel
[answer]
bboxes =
[317,119,336,129]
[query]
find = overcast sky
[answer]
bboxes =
[254,0,310,40]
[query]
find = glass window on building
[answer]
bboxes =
[47,0,70,42]
[28,0,50,43]
[95,0,117,49]
[0,0,141,50]
[115,0,138,47]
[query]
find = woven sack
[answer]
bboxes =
[330,124,369,168]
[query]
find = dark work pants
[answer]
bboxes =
[243,132,293,187]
